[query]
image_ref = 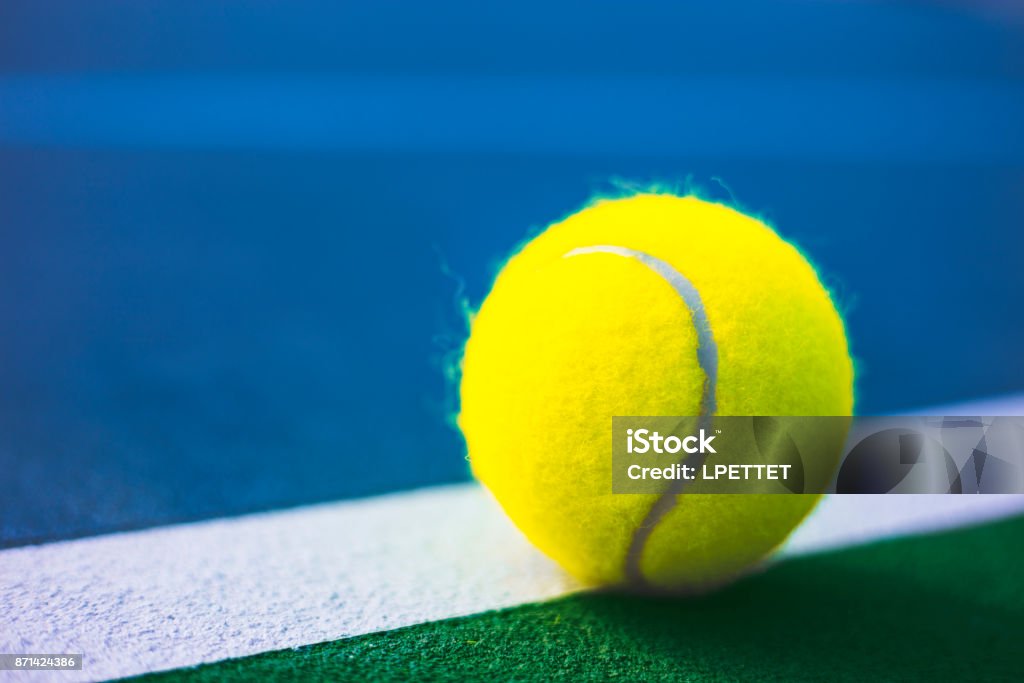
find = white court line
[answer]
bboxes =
[781,493,1024,558]
[2,394,1023,682]
[0,484,580,682]
[3,489,1023,683]
[783,392,1024,556]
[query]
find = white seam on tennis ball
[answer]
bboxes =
[563,245,719,585]
[563,245,718,413]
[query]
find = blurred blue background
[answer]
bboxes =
[1,1,1022,546]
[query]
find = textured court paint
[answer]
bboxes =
[136,514,1024,683]
[4,489,1024,683]
[0,485,580,683]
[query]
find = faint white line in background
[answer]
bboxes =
[0,76,1022,163]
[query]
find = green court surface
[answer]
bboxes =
[135,514,1023,682]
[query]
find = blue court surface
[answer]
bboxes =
[2,0,1022,549]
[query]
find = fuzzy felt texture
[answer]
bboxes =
[459,193,854,589]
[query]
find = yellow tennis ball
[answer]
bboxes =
[458,193,853,592]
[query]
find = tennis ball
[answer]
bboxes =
[458,193,853,592]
